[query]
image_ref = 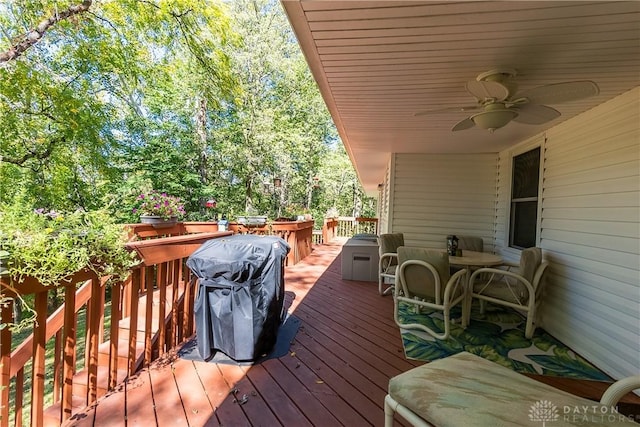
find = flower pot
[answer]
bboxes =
[140,215,178,229]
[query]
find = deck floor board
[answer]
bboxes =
[149,362,189,427]
[258,358,342,427]
[171,359,213,426]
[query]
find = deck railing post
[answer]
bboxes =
[31,291,48,427]
[128,269,141,376]
[53,330,62,403]
[157,262,168,356]
[61,284,76,422]
[143,265,154,366]
[171,259,181,347]
[0,298,13,427]
[86,278,102,405]
[14,369,24,425]
[108,282,122,390]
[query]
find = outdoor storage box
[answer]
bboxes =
[187,234,290,361]
[341,237,379,282]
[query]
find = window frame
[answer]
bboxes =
[507,142,545,250]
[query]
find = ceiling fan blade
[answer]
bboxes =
[515,81,599,105]
[465,80,510,102]
[414,105,479,117]
[452,117,475,131]
[512,104,560,125]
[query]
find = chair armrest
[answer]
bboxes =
[469,267,536,299]
[485,261,519,271]
[442,268,467,302]
[448,268,467,284]
[470,267,529,281]
[600,375,640,407]
[501,261,520,269]
[379,252,398,269]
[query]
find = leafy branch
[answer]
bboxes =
[0,0,93,64]
[2,135,64,166]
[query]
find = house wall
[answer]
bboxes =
[383,87,639,379]
[493,87,640,379]
[389,153,497,250]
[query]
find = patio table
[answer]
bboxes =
[447,250,503,328]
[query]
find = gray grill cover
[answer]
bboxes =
[187,235,290,361]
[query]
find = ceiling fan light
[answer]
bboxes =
[471,109,518,131]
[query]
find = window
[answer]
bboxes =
[509,147,541,249]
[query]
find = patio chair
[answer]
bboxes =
[378,233,404,295]
[457,235,483,252]
[468,247,548,338]
[393,247,467,340]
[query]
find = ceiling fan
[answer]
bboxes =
[414,68,599,132]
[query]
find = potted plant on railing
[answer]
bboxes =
[0,206,137,288]
[0,203,138,330]
[133,190,185,228]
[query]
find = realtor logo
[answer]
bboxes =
[529,400,559,426]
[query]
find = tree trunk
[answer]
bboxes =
[196,97,208,184]
[245,178,254,214]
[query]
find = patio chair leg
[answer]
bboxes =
[525,313,535,339]
[379,277,394,296]
[384,395,396,427]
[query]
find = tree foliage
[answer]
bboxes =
[0,0,375,227]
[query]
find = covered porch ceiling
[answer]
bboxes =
[281,1,640,193]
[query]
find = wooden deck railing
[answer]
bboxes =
[125,221,220,240]
[313,217,378,245]
[0,217,375,426]
[322,217,338,244]
[335,217,378,237]
[0,229,231,427]
[227,220,314,266]
[130,220,315,267]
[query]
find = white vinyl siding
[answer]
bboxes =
[378,160,392,234]
[391,153,497,250]
[494,87,640,379]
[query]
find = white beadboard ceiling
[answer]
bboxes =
[281,1,640,193]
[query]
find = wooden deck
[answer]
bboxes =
[64,239,421,426]
[61,239,640,426]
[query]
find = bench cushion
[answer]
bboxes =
[388,352,635,426]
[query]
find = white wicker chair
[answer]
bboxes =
[393,247,466,340]
[377,233,404,295]
[468,247,548,338]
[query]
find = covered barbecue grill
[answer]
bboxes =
[186,234,290,361]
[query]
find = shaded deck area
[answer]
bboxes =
[63,239,640,426]
[66,239,421,426]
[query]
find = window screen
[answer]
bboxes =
[509,147,540,249]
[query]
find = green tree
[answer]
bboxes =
[0,0,237,215]
[0,0,374,224]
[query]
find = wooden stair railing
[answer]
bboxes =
[0,230,231,427]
